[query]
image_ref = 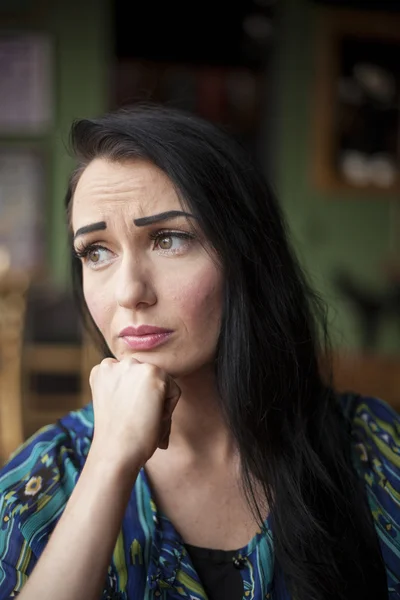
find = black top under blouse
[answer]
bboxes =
[185,543,244,600]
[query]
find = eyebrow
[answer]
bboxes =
[73,210,195,241]
[133,210,195,227]
[73,221,106,241]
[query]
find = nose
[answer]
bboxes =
[115,255,156,310]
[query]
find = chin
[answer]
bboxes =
[114,349,181,375]
[114,345,214,379]
[142,357,193,379]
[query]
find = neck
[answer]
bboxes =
[169,366,237,462]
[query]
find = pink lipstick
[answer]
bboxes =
[118,325,173,351]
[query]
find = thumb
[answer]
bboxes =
[164,376,181,420]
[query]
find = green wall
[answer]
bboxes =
[49,0,110,286]
[1,0,109,287]
[4,0,396,351]
[276,0,396,352]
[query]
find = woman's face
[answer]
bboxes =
[71,158,223,378]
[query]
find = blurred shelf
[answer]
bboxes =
[25,408,65,425]
[24,344,82,373]
[24,408,69,438]
[22,342,88,440]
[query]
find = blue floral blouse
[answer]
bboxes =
[0,394,399,599]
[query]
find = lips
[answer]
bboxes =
[118,325,173,351]
[119,325,172,337]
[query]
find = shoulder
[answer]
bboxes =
[338,393,400,489]
[338,393,400,468]
[338,393,400,588]
[0,404,93,557]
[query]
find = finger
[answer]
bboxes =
[158,420,172,450]
[158,432,169,450]
[119,357,141,372]
[89,364,99,386]
[158,438,169,450]
[165,377,181,417]
[101,357,119,366]
[119,356,141,365]
[129,357,142,364]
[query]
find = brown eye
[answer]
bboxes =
[158,236,173,250]
[151,231,194,254]
[88,248,101,263]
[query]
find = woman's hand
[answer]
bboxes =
[17,356,179,600]
[89,358,181,472]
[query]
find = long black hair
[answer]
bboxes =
[65,104,387,600]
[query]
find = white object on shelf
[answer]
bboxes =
[0,148,45,271]
[0,33,53,134]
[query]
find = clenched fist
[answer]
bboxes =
[89,358,181,473]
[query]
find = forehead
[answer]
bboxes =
[71,158,182,227]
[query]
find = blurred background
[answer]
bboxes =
[1,0,400,462]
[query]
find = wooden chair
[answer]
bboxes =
[0,272,29,464]
[22,342,83,437]
[21,333,102,438]
[80,335,103,405]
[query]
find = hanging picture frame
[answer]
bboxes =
[0,33,53,134]
[312,8,400,194]
[0,146,46,274]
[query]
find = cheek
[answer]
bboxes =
[83,280,112,334]
[169,267,223,331]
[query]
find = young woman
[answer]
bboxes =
[0,105,397,600]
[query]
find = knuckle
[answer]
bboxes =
[155,378,167,394]
[142,362,158,377]
[101,357,115,367]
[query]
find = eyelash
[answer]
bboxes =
[73,230,195,262]
[73,244,105,261]
[148,230,195,245]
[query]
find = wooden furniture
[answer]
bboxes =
[22,343,83,437]
[312,8,400,195]
[330,352,400,412]
[22,336,102,439]
[21,344,400,440]
[81,336,103,405]
[0,273,29,463]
